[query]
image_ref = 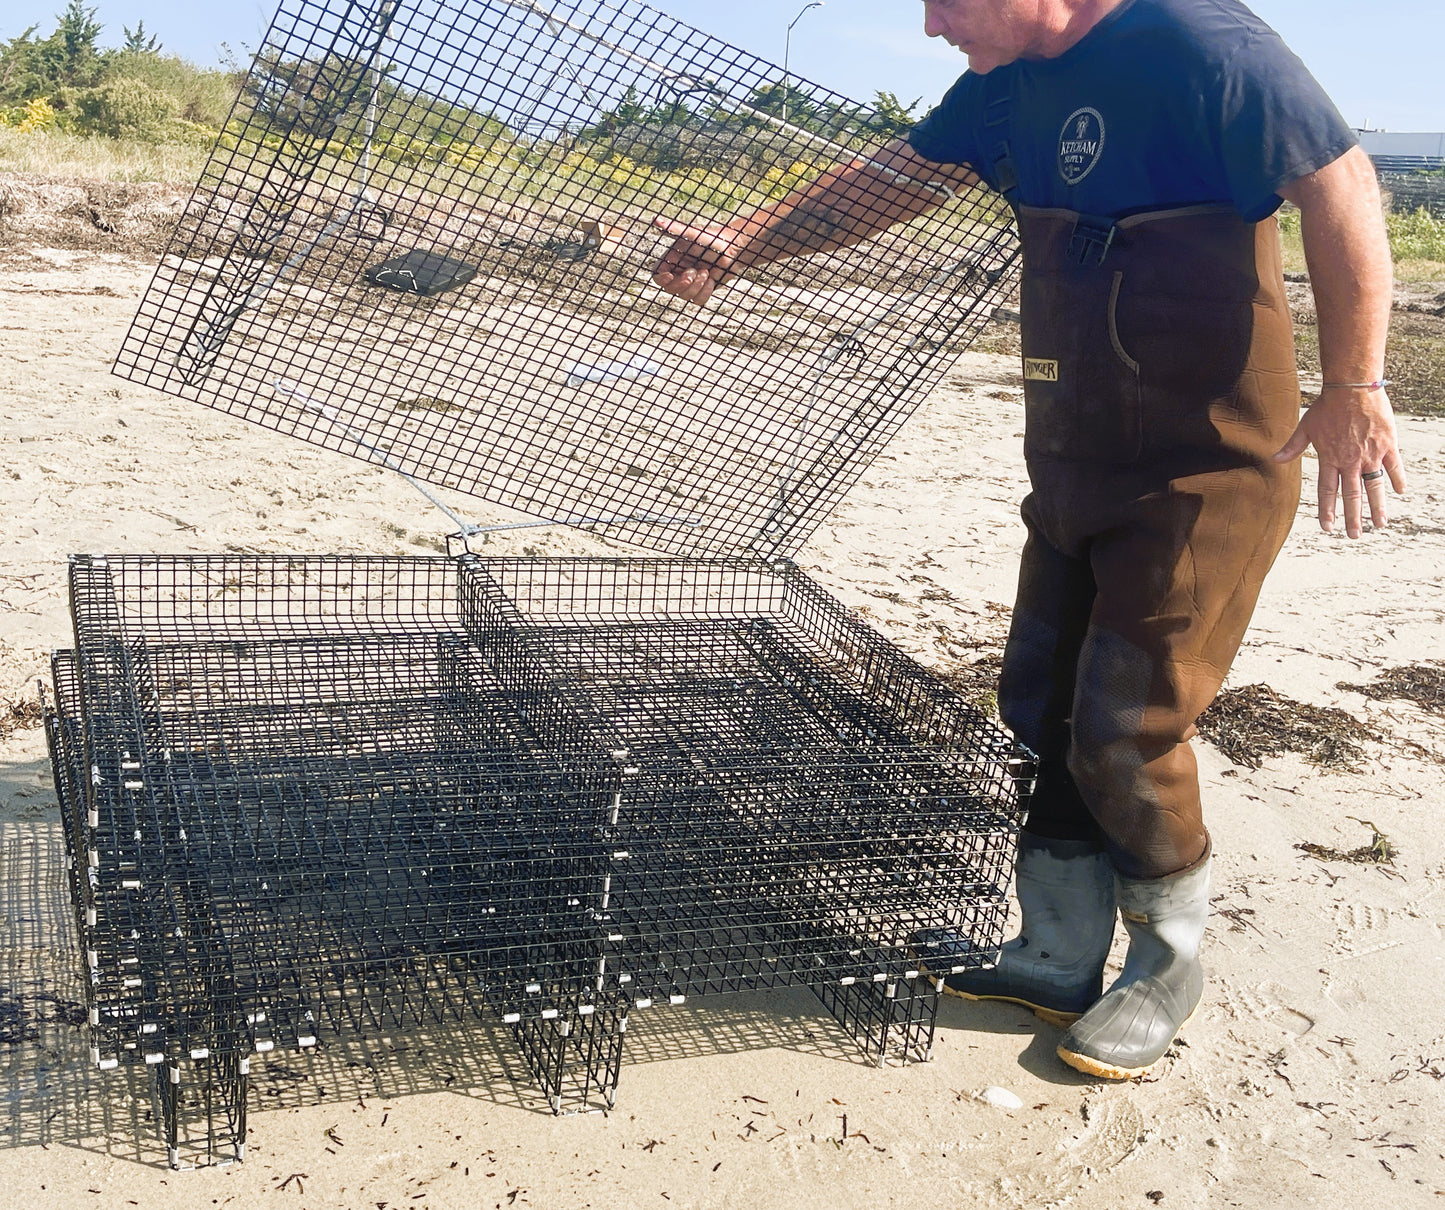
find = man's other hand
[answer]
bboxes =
[1276,147,1401,538]
[1273,384,1406,538]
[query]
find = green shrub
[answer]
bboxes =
[106,50,239,128]
[71,76,179,139]
[1277,202,1445,268]
[1386,206,1445,263]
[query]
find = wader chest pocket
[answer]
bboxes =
[1021,268,1142,463]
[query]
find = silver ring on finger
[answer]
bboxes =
[1361,468,1387,482]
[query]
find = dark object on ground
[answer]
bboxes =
[364,248,478,295]
[1196,683,1378,770]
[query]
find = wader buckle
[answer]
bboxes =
[1067,217,1116,267]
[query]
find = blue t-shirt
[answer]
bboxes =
[906,0,1356,221]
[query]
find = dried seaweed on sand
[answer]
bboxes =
[1196,683,1378,771]
[1338,661,1445,717]
[1295,816,1398,865]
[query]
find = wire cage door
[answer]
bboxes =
[114,0,1018,558]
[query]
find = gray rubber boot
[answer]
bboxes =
[1056,856,1209,1079]
[912,832,1116,1027]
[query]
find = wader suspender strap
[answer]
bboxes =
[982,71,1022,219]
[983,70,1118,267]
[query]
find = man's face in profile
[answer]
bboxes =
[921,0,1048,73]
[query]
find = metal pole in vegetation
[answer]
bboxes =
[783,1,824,126]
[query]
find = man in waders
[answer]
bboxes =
[651,0,1403,1080]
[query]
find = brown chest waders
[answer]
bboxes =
[997,205,1302,881]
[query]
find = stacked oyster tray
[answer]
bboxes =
[47,0,1029,1166]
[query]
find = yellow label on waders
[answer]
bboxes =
[1024,358,1060,382]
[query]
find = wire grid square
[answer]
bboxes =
[112,0,1018,557]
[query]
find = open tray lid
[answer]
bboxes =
[114,0,1018,560]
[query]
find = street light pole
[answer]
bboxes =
[782,1,823,125]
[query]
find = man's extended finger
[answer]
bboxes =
[1364,473,1390,529]
[653,215,697,239]
[653,215,720,254]
[1386,453,1408,494]
[1339,472,1365,539]
[1316,465,1337,532]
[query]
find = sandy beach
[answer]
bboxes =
[2,204,1444,1207]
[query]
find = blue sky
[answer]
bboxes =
[4,0,1441,131]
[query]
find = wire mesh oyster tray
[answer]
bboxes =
[50,554,1027,1163]
[65,0,1033,1168]
[111,0,1019,560]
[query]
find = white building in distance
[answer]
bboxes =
[1356,130,1445,172]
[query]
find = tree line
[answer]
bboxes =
[1,1,242,138]
[1,2,919,161]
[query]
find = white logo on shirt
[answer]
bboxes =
[1058,107,1106,186]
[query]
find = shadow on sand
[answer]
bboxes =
[0,799,919,1168]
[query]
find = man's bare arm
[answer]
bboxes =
[652,139,977,306]
[1274,145,1404,537]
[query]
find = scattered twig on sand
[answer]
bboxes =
[1295,817,1398,866]
[1415,1056,1445,1080]
[1211,900,1266,936]
[1197,684,1378,771]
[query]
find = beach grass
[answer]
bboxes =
[0,126,210,183]
[1278,203,1445,280]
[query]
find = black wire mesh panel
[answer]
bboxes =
[50,553,1026,1161]
[459,556,1022,1019]
[58,554,629,1161]
[111,0,1018,558]
[49,651,253,1166]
